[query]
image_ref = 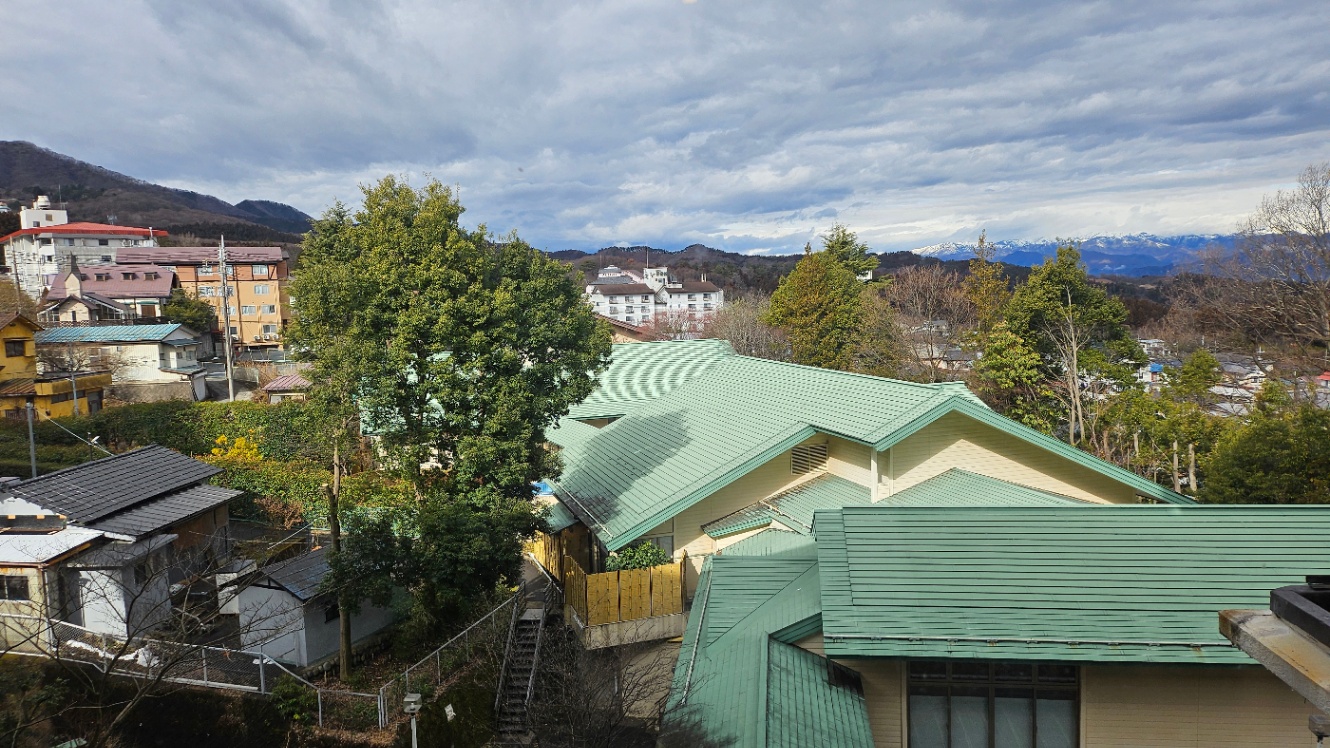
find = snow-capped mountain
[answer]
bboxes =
[910,233,1236,276]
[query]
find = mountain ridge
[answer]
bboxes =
[0,141,311,241]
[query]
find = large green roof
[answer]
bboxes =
[664,556,871,748]
[548,347,1186,551]
[565,339,735,420]
[549,356,982,550]
[816,504,1330,664]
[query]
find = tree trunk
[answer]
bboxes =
[1188,442,1197,495]
[1172,440,1181,493]
[328,440,352,681]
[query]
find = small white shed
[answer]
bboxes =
[238,548,396,667]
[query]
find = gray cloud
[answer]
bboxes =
[3,0,1326,253]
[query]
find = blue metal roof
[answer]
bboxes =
[34,324,184,344]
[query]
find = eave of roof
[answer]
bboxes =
[0,223,164,243]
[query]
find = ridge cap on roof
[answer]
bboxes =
[724,354,959,393]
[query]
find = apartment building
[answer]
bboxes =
[584,265,723,331]
[117,246,289,353]
[0,197,163,297]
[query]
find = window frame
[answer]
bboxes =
[1,574,30,601]
[906,660,1079,748]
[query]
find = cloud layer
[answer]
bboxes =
[5,0,1328,253]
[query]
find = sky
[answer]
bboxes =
[5,1,1328,254]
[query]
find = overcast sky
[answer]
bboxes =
[5,1,1328,254]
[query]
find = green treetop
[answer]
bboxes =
[820,224,878,278]
[961,231,1009,335]
[161,288,216,333]
[763,248,863,370]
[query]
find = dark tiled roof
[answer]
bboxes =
[12,445,220,526]
[91,484,241,537]
[262,547,330,601]
[590,283,655,295]
[674,281,721,293]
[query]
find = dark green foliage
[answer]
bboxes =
[397,675,496,748]
[1164,349,1222,406]
[270,676,319,724]
[820,224,878,277]
[1200,404,1330,504]
[764,250,862,370]
[161,288,217,332]
[605,541,671,571]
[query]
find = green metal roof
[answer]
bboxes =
[704,474,871,538]
[665,556,870,748]
[34,323,185,344]
[565,339,735,420]
[540,500,579,533]
[550,356,975,550]
[718,529,818,560]
[548,346,1186,551]
[815,504,1330,664]
[878,468,1091,507]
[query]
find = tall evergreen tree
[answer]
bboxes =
[763,248,862,370]
[820,224,878,278]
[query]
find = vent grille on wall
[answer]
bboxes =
[791,443,828,475]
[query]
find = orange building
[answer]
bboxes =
[117,246,290,355]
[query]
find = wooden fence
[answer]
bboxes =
[561,554,684,626]
[529,532,565,583]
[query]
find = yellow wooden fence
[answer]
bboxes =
[528,532,565,583]
[560,555,684,626]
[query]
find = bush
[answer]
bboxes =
[605,541,670,571]
[270,675,319,724]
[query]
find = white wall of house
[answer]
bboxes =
[238,584,305,664]
[74,561,171,638]
[300,596,397,667]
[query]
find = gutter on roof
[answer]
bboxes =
[826,633,1233,648]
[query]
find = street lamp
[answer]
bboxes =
[404,692,422,748]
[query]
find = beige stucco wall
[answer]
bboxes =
[1082,664,1318,747]
[671,435,825,595]
[888,411,1138,504]
[841,660,1316,748]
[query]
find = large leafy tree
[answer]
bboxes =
[1004,245,1141,444]
[288,177,612,629]
[1200,402,1330,504]
[763,248,862,369]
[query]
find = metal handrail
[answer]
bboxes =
[524,580,550,706]
[493,581,525,718]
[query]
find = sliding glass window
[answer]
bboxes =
[907,661,1077,748]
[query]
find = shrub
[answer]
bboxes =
[605,541,670,571]
[270,675,318,724]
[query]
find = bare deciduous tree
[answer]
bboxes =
[700,295,789,361]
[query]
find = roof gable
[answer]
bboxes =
[816,504,1330,663]
[12,445,220,527]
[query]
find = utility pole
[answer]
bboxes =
[25,400,36,478]
[219,238,236,402]
[70,372,79,416]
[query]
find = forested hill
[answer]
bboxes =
[0,141,311,242]
[551,244,1024,295]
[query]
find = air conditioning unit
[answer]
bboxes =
[252,335,262,341]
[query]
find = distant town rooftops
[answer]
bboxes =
[118,246,284,264]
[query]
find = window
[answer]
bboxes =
[228,326,238,337]
[260,304,276,314]
[140,304,156,317]
[252,265,270,277]
[688,294,697,300]
[241,305,257,316]
[227,306,236,316]
[703,293,713,300]
[121,273,135,280]
[907,661,1078,748]
[1,575,31,601]
[199,265,215,276]
[95,273,111,281]
[98,239,109,246]
[253,284,270,295]
[4,340,25,357]
[49,392,73,404]
[44,213,53,222]
[145,272,158,281]
[261,324,279,335]
[100,255,112,262]
[61,238,75,246]
[641,295,650,302]
[791,442,828,475]
[324,601,340,623]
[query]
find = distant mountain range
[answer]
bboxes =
[910,234,1237,276]
[0,141,311,242]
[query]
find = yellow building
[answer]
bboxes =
[117,246,290,354]
[0,312,109,418]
